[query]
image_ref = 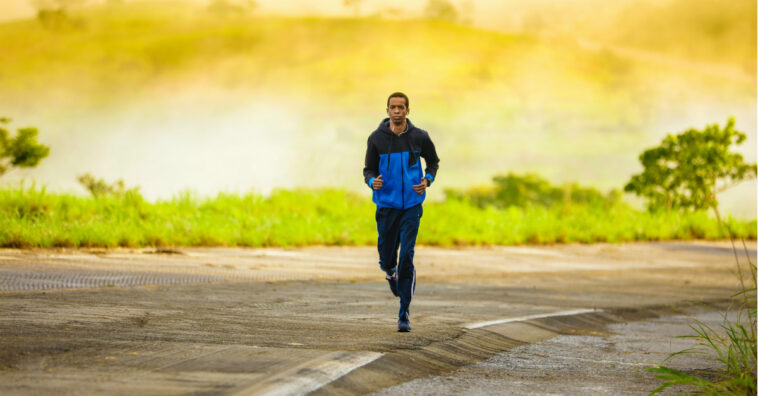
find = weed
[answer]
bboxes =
[649,245,756,395]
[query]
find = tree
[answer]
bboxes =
[424,0,458,23]
[624,117,757,222]
[0,118,50,178]
[77,173,140,198]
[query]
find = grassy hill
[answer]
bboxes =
[484,0,756,71]
[1,4,516,99]
[2,2,752,119]
[0,2,666,111]
[602,0,756,70]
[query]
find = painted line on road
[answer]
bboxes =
[234,350,384,396]
[465,308,601,329]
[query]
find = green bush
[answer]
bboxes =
[444,172,619,209]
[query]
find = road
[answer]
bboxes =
[0,241,754,395]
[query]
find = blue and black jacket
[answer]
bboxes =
[363,118,440,209]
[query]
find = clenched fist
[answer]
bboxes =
[412,178,429,195]
[372,175,384,190]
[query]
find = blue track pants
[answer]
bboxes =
[376,203,422,320]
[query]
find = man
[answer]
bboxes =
[363,92,440,332]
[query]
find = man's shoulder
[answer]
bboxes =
[367,129,383,141]
[410,126,431,139]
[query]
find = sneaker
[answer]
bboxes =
[397,318,411,332]
[385,271,399,297]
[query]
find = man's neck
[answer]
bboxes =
[391,120,407,136]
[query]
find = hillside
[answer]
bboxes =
[2,2,752,112]
[1,4,523,103]
[477,0,756,72]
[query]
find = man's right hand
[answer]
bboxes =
[372,175,383,190]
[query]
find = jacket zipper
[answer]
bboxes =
[400,135,405,209]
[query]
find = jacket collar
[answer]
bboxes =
[379,117,414,136]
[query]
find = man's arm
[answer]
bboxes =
[421,133,439,185]
[363,137,379,189]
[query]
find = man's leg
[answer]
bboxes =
[376,207,402,296]
[397,204,422,330]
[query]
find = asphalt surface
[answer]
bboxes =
[0,241,754,395]
[372,310,733,396]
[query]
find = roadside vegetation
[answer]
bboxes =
[646,118,757,395]
[648,238,756,395]
[0,181,754,248]
[0,118,754,248]
[649,261,756,395]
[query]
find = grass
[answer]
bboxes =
[648,251,756,395]
[0,185,754,248]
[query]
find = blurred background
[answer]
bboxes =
[1,0,755,217]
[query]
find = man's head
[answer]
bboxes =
[386,92,409,125]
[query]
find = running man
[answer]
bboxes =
[363,92,440,332]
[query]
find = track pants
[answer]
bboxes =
[376,203,422,321]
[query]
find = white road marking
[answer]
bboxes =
[236,351,383,396]
[465,308,601,329]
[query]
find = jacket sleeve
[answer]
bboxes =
[363,136,379,188]
[421,133,439,184]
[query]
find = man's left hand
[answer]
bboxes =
[412,178,429,195]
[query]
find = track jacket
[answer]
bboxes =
[363,118,440,209]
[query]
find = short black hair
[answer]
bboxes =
[387,92,409,108]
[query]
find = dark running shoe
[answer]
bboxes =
[385,271,399,297]
[397,318,411,332]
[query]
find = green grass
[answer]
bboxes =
[649,259,756,395]
[0,186,754,248]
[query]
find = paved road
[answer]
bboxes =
[372,310,733,396]
[0,242,754,395]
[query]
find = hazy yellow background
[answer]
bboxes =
[1,0,755,217]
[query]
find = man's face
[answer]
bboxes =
[387,97,409,124]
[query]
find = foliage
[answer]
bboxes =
[649,259,756,395]
[77,173,141,199]
[625,118,757,212]
[0,186,753,248]
[445,172,619,209]
[0,118,50,178]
